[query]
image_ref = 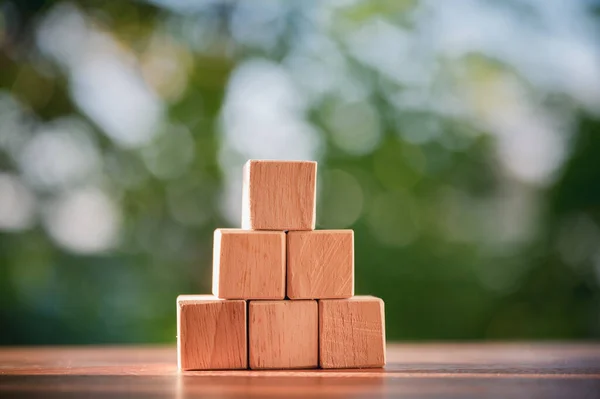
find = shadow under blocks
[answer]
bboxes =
[177,160,386,370]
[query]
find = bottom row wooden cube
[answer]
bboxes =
[249,300,318,369]
[177,295,247,370]
[319,296,386,369]
[177,295,385,370]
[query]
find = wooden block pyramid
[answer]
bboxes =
[177,160,386,370]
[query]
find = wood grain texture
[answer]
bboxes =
[319,296,385,369]
[287,230,354,299]
[249,300,318,369]
[212,229,285,299]
[177,295,247,370]
[242,160,317,231]
[2,344,600,398]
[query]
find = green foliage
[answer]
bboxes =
[0,0,599,344]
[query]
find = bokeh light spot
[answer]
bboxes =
[43,187,121,254]
[0,173,36,231]
[19,118,101,190]
[326,100,382,156]
[142,124,195,180]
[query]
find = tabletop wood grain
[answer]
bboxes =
[1,343,599,398]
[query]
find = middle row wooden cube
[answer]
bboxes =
[212,229,354,299]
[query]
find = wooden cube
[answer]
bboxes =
[249,300,318,369]
[287,230,354,299]
[319,296,386,369]
[242,160,317,231]
[177,295,247,370]
[212,229,285,300]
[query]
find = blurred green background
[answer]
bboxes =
[1,0,600,345]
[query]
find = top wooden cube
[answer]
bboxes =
[242,160,317,231]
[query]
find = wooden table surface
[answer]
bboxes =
[1,343,599,398]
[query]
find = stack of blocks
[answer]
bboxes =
[177,160,386,370]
